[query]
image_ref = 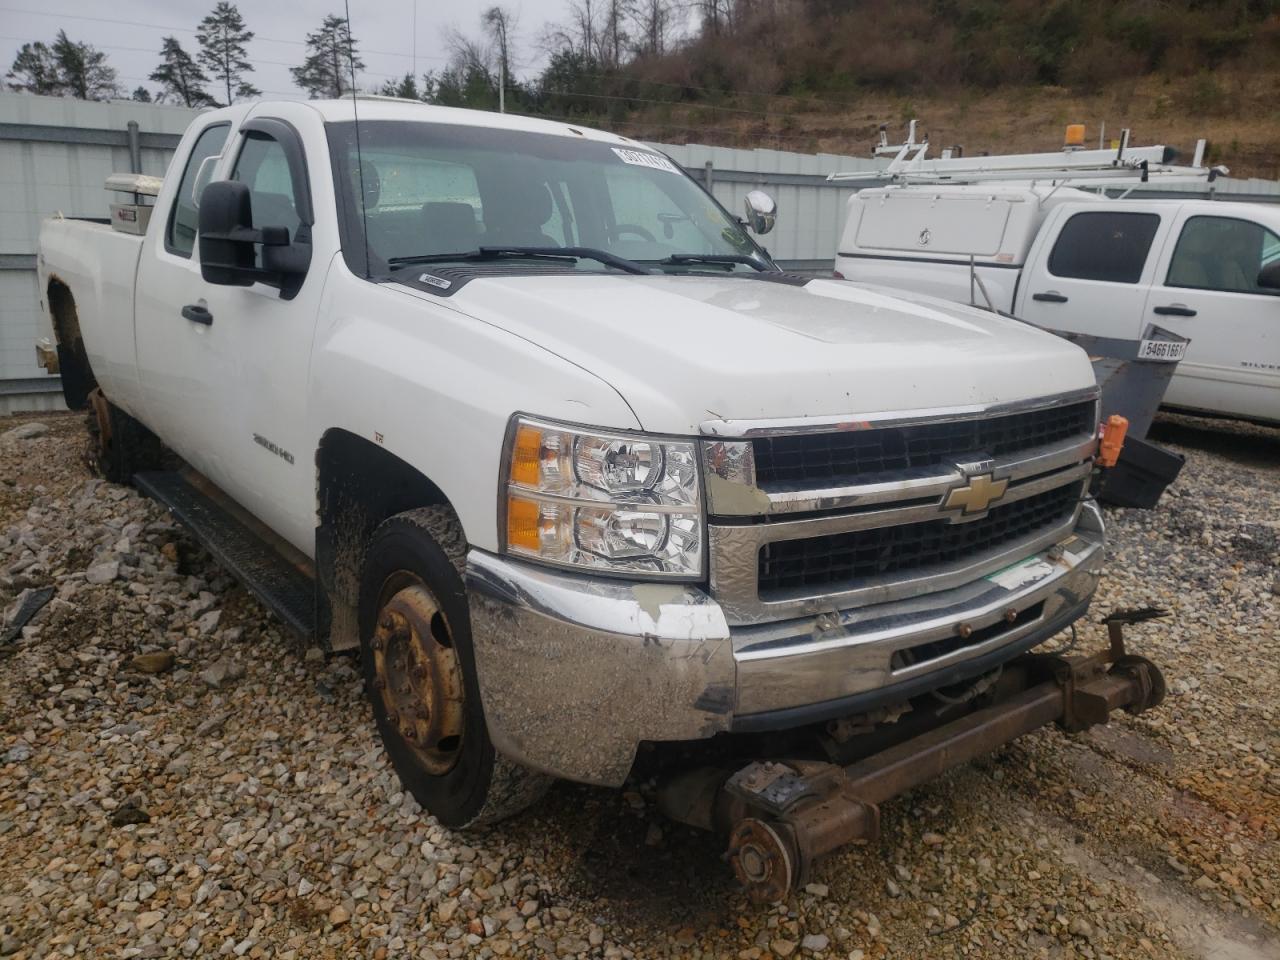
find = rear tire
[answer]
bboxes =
[358,505,550,829]
[85,388,163,484]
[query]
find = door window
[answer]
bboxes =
[1166,215,1280,295]
[1048,211,1161,284]
[166,123,230,257]
[232,133,304,266]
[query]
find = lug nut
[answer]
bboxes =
[956,622,973,639]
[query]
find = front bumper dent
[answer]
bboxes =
[466,505,1105,786]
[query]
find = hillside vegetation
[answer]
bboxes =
[433,0,1280,177]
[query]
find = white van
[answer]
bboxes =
[835,184,1280,425]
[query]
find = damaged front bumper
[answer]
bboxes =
[466,503,1105,786]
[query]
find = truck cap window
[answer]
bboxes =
[166,123,230,258]
[325,120,767,279]
[1167,215,1280,296]
[1048,211,1160,285]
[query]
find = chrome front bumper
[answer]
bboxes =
[466,503,1105,787]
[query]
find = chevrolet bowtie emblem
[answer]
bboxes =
[944,473,1009,515]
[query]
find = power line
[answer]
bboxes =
[540,87,778,118]
[510,109,819,146]
[571,70,865,112]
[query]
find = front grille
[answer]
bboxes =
[753,401,1094,486]
[758,481,1083,594]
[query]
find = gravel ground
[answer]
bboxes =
[1,409,1277,960]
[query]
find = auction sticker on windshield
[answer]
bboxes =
[1136,339,1187,362]
[611,148,679,174]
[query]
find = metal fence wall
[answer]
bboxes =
[651,142,884,271]
[1,92,193,413]
[4,91,1280,411]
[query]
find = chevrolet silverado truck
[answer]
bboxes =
[35,98,1164,898]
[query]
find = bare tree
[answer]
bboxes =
[600,0,631,68]
[632,0,675,56]
[482,6,517,87]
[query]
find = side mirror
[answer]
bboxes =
[1258,260,1280,290]
[197,179,300,291]
[744,190,777,235]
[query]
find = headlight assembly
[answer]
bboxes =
[501,416,703,578]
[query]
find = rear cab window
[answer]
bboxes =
[1048,211,1161,284]
[165,123,230,257]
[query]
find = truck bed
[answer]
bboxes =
[37,215,147,413]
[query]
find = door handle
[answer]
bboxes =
[181,304,213,325]
[1153,304,1197,317]
[1032,291,1068,303]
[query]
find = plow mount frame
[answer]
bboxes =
[657,613,1166,903]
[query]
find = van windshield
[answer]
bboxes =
[325,120,770,278]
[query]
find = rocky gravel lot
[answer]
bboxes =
[1,410,1277,960]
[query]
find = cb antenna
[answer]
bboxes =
[344,0,371,278]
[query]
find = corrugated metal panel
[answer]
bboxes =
[648,141,883,269]
[0,93,201,408]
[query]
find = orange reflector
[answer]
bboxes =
[1064,123,1086,148]
[509,424,542,487]
[1098,414,1128,468]
[506,496,540,552]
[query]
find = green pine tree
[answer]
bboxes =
[50,30,119,100]
[196,2,260,105]
[150,36,215,107]
[6,41,62,95]
[291,14,364,99]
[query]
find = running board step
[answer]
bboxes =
[134,470,316,640]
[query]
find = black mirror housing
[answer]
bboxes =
[197,180,310,297]
[198,180,258,287]
[1258,260,1280,291]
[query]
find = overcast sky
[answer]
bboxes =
[1,0,573,100]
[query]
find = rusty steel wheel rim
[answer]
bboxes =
[371,577,466,776]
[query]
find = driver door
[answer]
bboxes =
[136,108,327,554]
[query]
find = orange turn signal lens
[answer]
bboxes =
[1098,414,1128,468]
[506,495,540,552]
[509,424,542,487]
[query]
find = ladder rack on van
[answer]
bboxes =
[835,129,1227,188]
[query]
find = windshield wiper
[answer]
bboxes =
[657,253,769,272]
[388,246,652,276]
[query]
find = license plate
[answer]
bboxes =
[1137,339,1187,362]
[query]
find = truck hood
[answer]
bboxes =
[406,273,1095,435]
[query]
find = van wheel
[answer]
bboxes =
[85,388,163,484]
[359,505,550,829]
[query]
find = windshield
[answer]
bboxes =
[325,120,771,277]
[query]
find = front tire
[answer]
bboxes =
[358,506,549,828]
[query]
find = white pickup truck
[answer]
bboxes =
[834,183,1280,424]
[35,98,1152,873]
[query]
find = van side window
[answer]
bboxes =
[1047,211,1160,284]
[166,123,230,257]
[1166,215,1280,295]
[232,132,303,268]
